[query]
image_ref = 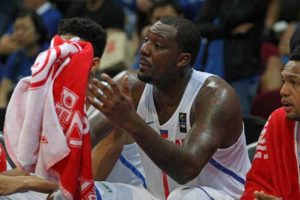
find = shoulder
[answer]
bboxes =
[193,75,241,118]
[197,75,239,104]
[191,75,243,146]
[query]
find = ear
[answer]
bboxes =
[177,53,191,68]
[91,57,100,76]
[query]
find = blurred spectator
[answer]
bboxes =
[66,0,125,31]
[260,22,296,93]
[115,0,137,38]
[195,0,270,115]
[251,22,297,119]
[0,0,61,56]
[23,0,62,39]
[0,10,48,108]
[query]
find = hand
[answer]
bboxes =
[88,74,137,129]
[254,191,282,200]
[231,23,254,35]
[0,175,22,195]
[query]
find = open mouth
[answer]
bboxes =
[281,99,294,112]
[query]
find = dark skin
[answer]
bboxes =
[88,20,243,184]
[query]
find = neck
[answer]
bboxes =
[153,68,192,105]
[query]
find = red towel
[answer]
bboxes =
[0,143,6,172]
[241,108,300,199]
[4,35,95,199]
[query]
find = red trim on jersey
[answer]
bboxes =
[162,172,170,198]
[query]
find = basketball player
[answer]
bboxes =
[88,16,251,200]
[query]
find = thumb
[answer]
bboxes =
[121,75,131,97]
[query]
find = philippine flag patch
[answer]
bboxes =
[160,129,168,139]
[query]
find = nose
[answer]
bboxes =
[280,82,289,97]
[140,41,150,56]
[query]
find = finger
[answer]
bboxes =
[92,78,113,98]
[87,95,108,114]
[121,75,131,97]
[88,81,110,108]
[100,73,120,95]
[254,191,263,199]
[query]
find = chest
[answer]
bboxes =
[155,101,180,125]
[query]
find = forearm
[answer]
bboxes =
[0,168,29,176]
[123,116,205,184]
[90,113,115,147]
[19,175,58,194]
[265,0,280,29]
[92,129,126,180]
[0,174,58,195]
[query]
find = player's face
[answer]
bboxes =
[280,60,300,120]
[138,21,181,84]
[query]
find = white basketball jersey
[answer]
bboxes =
[87,107,146,187]
[137,70,251,199]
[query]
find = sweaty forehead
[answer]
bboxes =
[149,21,177,39]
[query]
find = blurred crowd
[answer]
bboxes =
[1,0,300,119]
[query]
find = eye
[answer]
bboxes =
[289,79,300,86]
[154,43,162,49]
[143,37,149,43]
[294,81,300,86]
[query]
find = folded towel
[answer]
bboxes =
[4,35,96,200]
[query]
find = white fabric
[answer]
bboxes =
[53,181,158,200]
[136,70,251,199]
[106,143,146,187]
[167,186,234,200]
[0,191,47,200]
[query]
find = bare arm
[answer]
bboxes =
[0,167,29,176]
[0,168,58,195]
[89,111,115,147]
[264,0,280,29]
[0,173,58,195]
[92,128,127,180]
[88,74,242,184]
